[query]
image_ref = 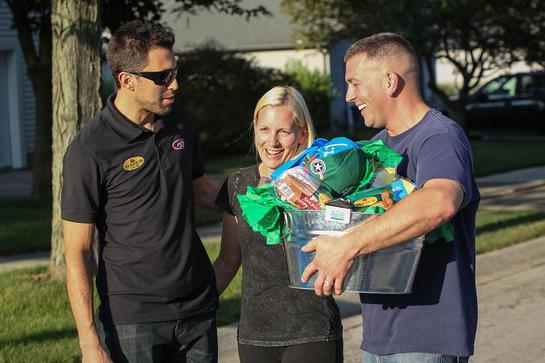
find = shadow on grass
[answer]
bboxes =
[477,212,545,235]
[0,327,77,347]
[217,296,241,327]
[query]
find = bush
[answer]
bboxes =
[176,45,294,157]
[283,59,333,134]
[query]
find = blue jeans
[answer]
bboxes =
[95,310,218,363]
[362,351,469,363]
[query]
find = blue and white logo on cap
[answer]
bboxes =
[310,159,326,179]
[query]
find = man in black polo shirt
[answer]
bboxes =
[62,20,221,362]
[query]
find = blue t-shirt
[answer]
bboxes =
[361,109,480,356]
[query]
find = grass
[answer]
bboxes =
[204,154,255,175]
[0,197,51,256]
[476,209,545,253]
[471,140,545,177]
[204,242,242,326]
[1,208,545,362]
[0,241,242,363]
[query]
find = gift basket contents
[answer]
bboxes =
[237,137,453,294]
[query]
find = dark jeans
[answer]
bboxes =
[95,310,217,363]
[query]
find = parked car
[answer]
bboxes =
[464,71,545,133]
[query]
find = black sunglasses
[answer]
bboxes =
[126,65,178,86]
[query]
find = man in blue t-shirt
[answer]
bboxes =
[301,33,479,362]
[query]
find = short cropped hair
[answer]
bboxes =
[253,86,316,148]
[107,20,175,86]
[344,32,419,74]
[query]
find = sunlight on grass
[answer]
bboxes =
[476,209,545,253]
[0,242,242,362]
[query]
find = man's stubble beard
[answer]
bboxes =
[136,94,174,116]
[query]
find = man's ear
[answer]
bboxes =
[384,71,400,97]
[118,72,134,91]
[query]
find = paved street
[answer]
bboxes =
[473,238,545,363]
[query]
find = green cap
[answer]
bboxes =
[304,148,370,196]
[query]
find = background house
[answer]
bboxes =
[0,0,35,169]
[161,0,438,131]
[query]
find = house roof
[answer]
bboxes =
[162,0,298,52]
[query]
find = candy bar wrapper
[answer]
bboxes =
[346,177,416,212]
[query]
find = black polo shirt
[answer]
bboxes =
[61,94,218,324]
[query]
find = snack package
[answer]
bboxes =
[346,177,416,212]
[347,186,395,211]
[390,177,416,201]
[273,166,323,210]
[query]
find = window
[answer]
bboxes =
[480,76,516,99]
[519,74,545,96]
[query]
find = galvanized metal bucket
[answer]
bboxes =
[282,210,424,294]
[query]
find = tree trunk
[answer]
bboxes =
[31,73,53,201]
[5,0,53,201]
[50,0,102,280]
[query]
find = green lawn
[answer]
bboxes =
[0,197,51,256]
[476,209,545,253]
[0,242,242,363]
[471,140,545,177]
[204,154,255,175]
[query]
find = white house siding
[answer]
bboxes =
[0,0,12,37]
[435,57,540,90]
[0,0,36,168]
[22,75,35,152]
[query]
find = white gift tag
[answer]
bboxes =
[324,205,352,224]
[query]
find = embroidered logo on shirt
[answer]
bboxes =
[123,156,145,171]
[172,138,185,150]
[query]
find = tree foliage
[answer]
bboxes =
[283,59,333,133]
[5,0,269,200]
[281,0,544,126]
[176,45,292,157]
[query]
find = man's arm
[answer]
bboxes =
[193,174,223,212]
[301,178,464,296]
[64,220,112,363]
[213,213,242,294]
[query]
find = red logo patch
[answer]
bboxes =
[172,138,185,150]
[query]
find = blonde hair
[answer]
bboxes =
[253,86,316,148]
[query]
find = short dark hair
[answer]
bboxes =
[344,32,418,72]
[107,20,175,86]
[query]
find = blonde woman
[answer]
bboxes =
[214,86,343,363]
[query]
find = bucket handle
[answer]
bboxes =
[281,211,293,241]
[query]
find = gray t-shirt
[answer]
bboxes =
[361,109,480,356]
[225,165,342,346]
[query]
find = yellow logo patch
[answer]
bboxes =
[123,156,145,171]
